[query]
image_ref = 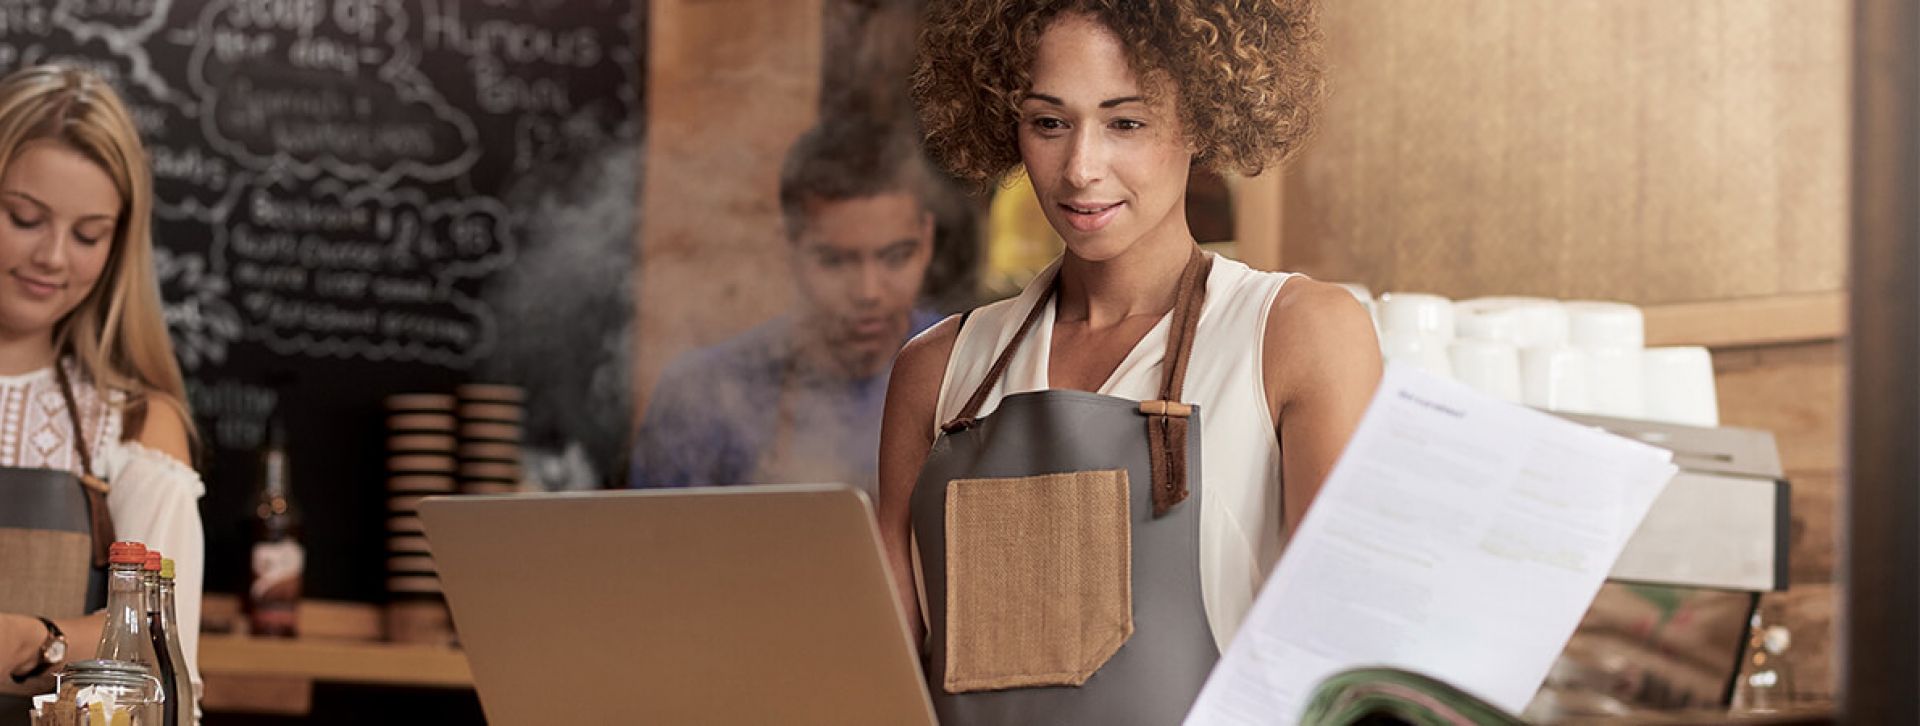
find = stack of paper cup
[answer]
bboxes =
[1376,292,1454,377]
[1642,346,1720,427]
[1564,301,1646,419]
[457,384,525,495]
[384,394,456,646]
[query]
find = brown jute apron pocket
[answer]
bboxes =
[943,468,1133,694]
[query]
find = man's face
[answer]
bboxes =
[790,191,934,378]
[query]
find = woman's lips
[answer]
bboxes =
[1060,201,1123,233]
[12,273,62,299]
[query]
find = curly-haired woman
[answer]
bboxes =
[876,2,1380,722]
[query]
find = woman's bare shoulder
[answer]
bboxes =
[132,395,195,469]
[1263,277,1382,409]
[891,313,965,404]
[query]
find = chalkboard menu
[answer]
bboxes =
[0,0,642,601]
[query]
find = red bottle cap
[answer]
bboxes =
[144,552,163,571]
[109,541,147,565]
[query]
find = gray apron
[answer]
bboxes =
[0,367,117,724]
[909,250,1219,725]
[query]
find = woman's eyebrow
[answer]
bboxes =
[1020,92,1146,108]
[0,189,46,209]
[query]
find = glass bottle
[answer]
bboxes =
[96,542,162,677]
[246,418,303,637]
[157,558,195,726]
[142,550,176,722]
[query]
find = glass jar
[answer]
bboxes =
[49,659,164,725]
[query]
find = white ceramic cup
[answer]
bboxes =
[1381,330,1453,379]
[1583,346,1646,419]
[1448,339,1522,402]
[1377,292,1455,344]
[1642,346,1719,427]
[1506,299,1571,349]
[1565,301,1646,350]
[1520,346,1592,413]
[1454,299,1523,345]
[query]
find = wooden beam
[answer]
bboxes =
[1642,292,1847,349]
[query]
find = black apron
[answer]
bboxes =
[909,250,1220,725]
[0,365,116,724]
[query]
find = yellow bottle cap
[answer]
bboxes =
[160,558,175,580]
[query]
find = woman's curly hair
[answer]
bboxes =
[911,0,1324,190]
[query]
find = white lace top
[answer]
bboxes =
[0,360,206,696]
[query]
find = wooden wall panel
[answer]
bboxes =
[1713,342,1844,473]
[635,0,822,418]
[1279,1,1848,305]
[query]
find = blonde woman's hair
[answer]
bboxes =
[0,64,190,434]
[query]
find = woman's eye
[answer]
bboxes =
[1111,118,1145,131]
[9,213,41,229]
[1031,117,1067,132]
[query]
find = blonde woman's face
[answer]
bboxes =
[1017,13,1192,263]
[0,140,118,340]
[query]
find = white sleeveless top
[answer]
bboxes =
[0,359,207,694]
[934,255,1293,650]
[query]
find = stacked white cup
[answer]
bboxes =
[1375,292,1454,378]
[1357,287,1718,427]
[1643,346,1719,426]
[1448,299,1523,402]
[1456,297,1589,412]
[1564,301,1646,419]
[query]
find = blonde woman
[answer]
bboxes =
[0,65,204,719]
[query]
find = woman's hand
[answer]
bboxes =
[1,613,48,679]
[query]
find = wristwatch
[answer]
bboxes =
[11,616,64,683]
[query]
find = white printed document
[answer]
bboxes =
[1185,364,1678,725]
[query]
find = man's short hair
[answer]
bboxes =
[778,117,934,240]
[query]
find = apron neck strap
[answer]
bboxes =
[941,247,1214,434]
[55,360,115,567]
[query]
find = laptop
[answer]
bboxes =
[419,484,937,726]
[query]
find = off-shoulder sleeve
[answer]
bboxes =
[104,441,206,700]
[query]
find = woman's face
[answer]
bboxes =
[1018,13,1192,263]
[0,140,119,341]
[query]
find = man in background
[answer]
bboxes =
[628,119,942,498]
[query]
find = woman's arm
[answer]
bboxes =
[1263,278,1383,536]
[875,315,961,653]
